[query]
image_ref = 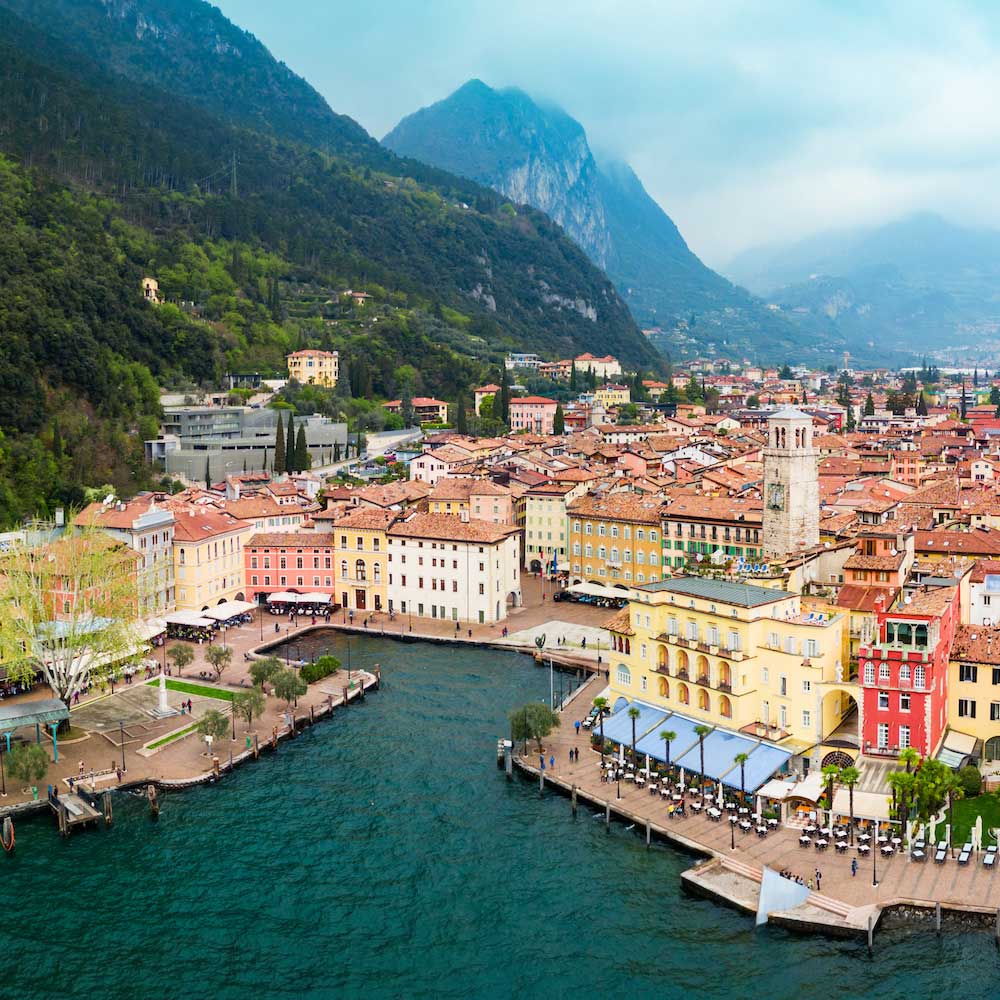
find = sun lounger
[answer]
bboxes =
[934,847,947,864]
[958,849,971,865]
[984,849,997,868]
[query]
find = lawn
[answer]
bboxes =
[145,679,233,701]
[948,793,1000,845]
[147,722,199,750]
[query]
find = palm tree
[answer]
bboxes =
[946,774,964,853]
[839,765,860,844]
[660,729,677,777]
[593,696,608,764]
[899,747,920,774]
[734,752,750,805]
[821,764,841,829]
[628,705,641,763]
[888,769,917,843]
[694,724,712,794]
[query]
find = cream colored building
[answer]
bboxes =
[605,577,850,762]
[171,507,253,610]
[594,385,631,409]
[524,480,589,572]
[287,349,340,387]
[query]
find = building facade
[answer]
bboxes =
[386,513,520,624]
[509,396,558,435]
[287,349,340,387]
[762,407,820,561]
[523,481,589,573]
[568,494,664,585]
[244,533,337,603]
[332,508,397,612]
[171,508,253,611]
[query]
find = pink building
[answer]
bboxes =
[244,532,337,603]
[509,396,557,434]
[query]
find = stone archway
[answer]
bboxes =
[819,685,861,748]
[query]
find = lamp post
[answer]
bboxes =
[731,819,736,850]
[872,839,878,888]
[346,637,352,684]
[231,692,236,740]
[119,720,126,772]
[616,770,621,800]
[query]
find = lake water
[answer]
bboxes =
[5,635,999,999]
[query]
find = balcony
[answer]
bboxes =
[677,669,690,681]
[696,674,710,686]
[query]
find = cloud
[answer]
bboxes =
[216,0,1000,265]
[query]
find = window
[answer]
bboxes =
[898,725,910,749]
[762,667,769,683]
[640,676,647,691]
[960,663,979,683]
[779,705,787,728]
[649,530,657,542]
[991,702,1000,722]
[805,639,818,658]
[914,665,926,689]
[640,643,647,660]
[802,679,811,693]
[879,662,890,681]
[877,723,889,748]
[727,631,740,652]
[899,663,910,683]
[958,699,976,718]
[585,524,592,535]
[878,691,889,710]
[802,710,811,729]
[863,661,874,685]
[779,675,787,696]
[900,693,910,712]
[616,664,631,686]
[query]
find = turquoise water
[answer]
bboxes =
[5,636,999,999]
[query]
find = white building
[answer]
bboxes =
[967,563,1000,627]
[387,513,521,624]
[762,406,819,561]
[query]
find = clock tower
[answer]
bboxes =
[763,406,819,560]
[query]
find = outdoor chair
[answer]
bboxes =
[983,848,997,869]
[934,847,947,864]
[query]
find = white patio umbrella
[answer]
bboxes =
[679,767,686,792]
[929,816,938,845]
[716,781,725,807]
[974,814,984,852]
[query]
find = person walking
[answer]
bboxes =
[575,720,581,737]
[539,755,545,771]
[850,858,858,878]
[549,755,555,771]
[815,868,823,891]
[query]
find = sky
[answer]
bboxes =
[217,0,1000,269]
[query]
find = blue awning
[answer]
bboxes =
[669,721,792,793]
[600,701,668,747]
[634,712,704,762]
[723,743,792,792]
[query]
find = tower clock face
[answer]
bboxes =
[767,483,785,511]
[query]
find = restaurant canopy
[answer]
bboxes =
[0,697,69,732]
[600,701,668,746]
[266,592,299,604]
[298,593,332,604]
[832,788,892,822]
[165,612,215,627]
[568,582,629,599]
[203,600,255,622]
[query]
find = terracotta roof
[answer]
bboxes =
[247,533,336,548]
[170,508,250,542]
[915,530,1000,556]
[604,608,634,636]
[331,508,400,531]
[835,584,896,612]
[509,396,558,405]
[969,559,1000,583]
[951,625,1000,664]
[388,513,518,544]
[568,493,663,524]
[76,497,171,530]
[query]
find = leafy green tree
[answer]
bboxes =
[249,656,283,689]
[685,374,703,403]
[274,412,286,474]
[272,667,307,708]
[616,403,640,425]
[167,643,194,678]
[233,687,266,731]
[7,743,49,786]
[508,702,560,753]
[863,392,875,415]
[839,765,860,843]
[197,709,231,743]
[779,363,793,379]
[553,403,565,435]
[205,644,232,682]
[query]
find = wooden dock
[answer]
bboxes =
[49,791,103,834]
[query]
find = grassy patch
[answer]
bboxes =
[147,723,199,750]
[948,793,1000,844]
[145,679,232,701]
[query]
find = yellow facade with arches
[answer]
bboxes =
[605,577,848,745]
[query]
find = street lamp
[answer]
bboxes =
[231,692,236,740]
[872,841,878,888]
[730,819,736,850]
[616,770,622,800]
[119,720,126,772]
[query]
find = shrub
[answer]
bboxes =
[300,655,341,684]
[959,765,983,797]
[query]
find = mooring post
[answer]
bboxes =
[539,769,544,797]
[103,790,112,825]
[571,784,578,816]
[253,733,259,759]
[936,901,941,935]
[646,818,652,847]
[342,686,350,706]
[605,802,611,829]
[867,913,874,955]
[995,907,1000,949]
[310,705,315,725]
[504,743,513,780]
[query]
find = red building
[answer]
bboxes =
[858,587,958,759]
[244,533,336,603]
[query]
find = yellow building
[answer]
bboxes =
[524,481,589,572]
[172,508,253,611]
[287,349,339,387]
[332,508,397,613]
[948,625,1000,756]
[593,385,631,409]
[568,494,664,585]
[605,577,850,753]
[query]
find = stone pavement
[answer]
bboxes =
[523,675,1000,926]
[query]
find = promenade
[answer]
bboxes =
[518,675,1000,936]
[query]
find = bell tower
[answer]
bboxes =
[763,407,819,560]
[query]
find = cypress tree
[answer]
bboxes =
[553,403,565,435]
[864,393,875,416]
[205,456,212,490]
[569,362,578,392]
[917,392,928,416]
[455,393,468,434]
[295,425,310,471]
[274,412,285,474]
[333,441,341,463]
[286,412,296,472]
[51,419,63,459]
[499,367,511,425]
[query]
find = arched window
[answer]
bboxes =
[356,559,366,581]
[616,664,631,686]
[657,646,669,670]
[899,663,910,682]
[914,665,926,689]
[718,663,731,688]
[624,638,631,655]
[986,736,1000,761]
[719,695,732,719]
[697,688,710,711]
[658,676,669,698]
[678,683,689,705]
[677,650,689,675]
[863,661,874,685]
[879,661,890,681]
[373,563,381,583]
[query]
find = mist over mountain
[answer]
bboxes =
[384,79,843,363]
[727,213,1000,355]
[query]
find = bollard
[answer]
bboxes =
[605,802,610,829]
[342,686,350,706]
[504,745,513,780]
[995,908,1000,949]
[539,770,544,797]
[310,705,315,725]
[646,818,651,847]
[571,784,578,817]
[936,901,941,936]
[867,913,874,955]
[253,733,259,759]
[103,790,113,825]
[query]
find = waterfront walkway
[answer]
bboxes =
[518,675,1000,934]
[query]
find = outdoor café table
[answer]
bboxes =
[815,839,828,850]
[877,835,889,845]
[708,808,722,820]
[891,837,902,847]
[731,816,740,826]
[660,788,671,799]
[738,807,750,815]
[881,845,894,857]
[740,820,752,832]
[625,772,635,782]
[635,776,645,788]
[835,841,848,853]
[912,850,925,862]
[767,818,779,828]
[805,825,818,835]
[690,802,703,813]
[672,794,682,802]
[858,833,871,843]
[756,825,767,836]
[858,844,871,855]
[626,762,635,771]
[799,835,811,846]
